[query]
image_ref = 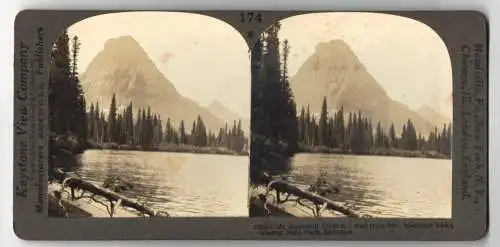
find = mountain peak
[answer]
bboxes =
[315,39,356,58]
[100,36,148,61]
[291,40,434,134]
[104,35,140,48]
[80,36,224,131]
[315,39,349,51]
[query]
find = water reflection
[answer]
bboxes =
[287,153,452,218]
[56,150,249,217]
[286,154,385,214]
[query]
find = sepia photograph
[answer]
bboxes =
[12,8,488,240]
[249,12,452,218]
[47,12,251,218]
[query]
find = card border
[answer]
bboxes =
[13,10,489,240]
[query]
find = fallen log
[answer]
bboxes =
[255,172,361,217]
[51,169,167,217]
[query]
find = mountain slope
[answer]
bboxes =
[416,105,451,128]
[206,100,250,132]
[290,40,434,134]
[80,36,223,131]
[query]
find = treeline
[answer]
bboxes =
[298,97,452,158]
[251,22,299,181]
[86,94,247,153]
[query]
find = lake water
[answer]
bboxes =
[62,150,451,218]
[66,150,249,217]
[286,153,452,218]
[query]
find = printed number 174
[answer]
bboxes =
[240,12,263,23]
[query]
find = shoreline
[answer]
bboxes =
[86,142,249,156]
[52,137,448,160]
[84,144,448,159]
[297,146,450,160]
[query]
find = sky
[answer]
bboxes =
[279,12,452,119]
[68,11,452,120]
[68,12,251,118]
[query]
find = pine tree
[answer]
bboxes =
[49,31,87,146]
[439,124,447,154]
[207,129,213,146]
[140,109,147,147]
[305,105,311,146]
[350,112,364,154]
[224,122,229,149]
[400,124,407,149]
[49,30,71,136]
[165,118,173,143]
[154,115,163,146]
[148,107,154,146]
[108,93,117,142]
[327,116,335,148]
[71,36,80,77]
[228,120,235,150]
[190,120,197,145]
[179,120,187,145]
[93,102,100,142]
[375,121,383,148]
[68,35,87,143]
[195,115,208,147]
[88,103,95,140]
[281,40,290,81]
[382,134,390,149]
[250,23,299,183]
[361,116,368,152]
[235,119,245,151]
[349,112,357,153]
[216,128,223,146]
[404,119,418,150]
[116,114,124,144]
[280,39,299,154]
[311,115,318,146]
[445,123,452,156]
[364,118,373,151]
[417,133,425,150]
[250,32,266,181]
[318,96,328,146]
[101,112,108,142]
[389,123,396,148]
[126,102,134,145]
[152,115,158,145]
[298,107,306,144]
[337,106,345,150]
[135,108,142,146]
[345,112,353,150]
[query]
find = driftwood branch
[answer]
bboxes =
[258,172,361,217]
[53,169,166,217]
